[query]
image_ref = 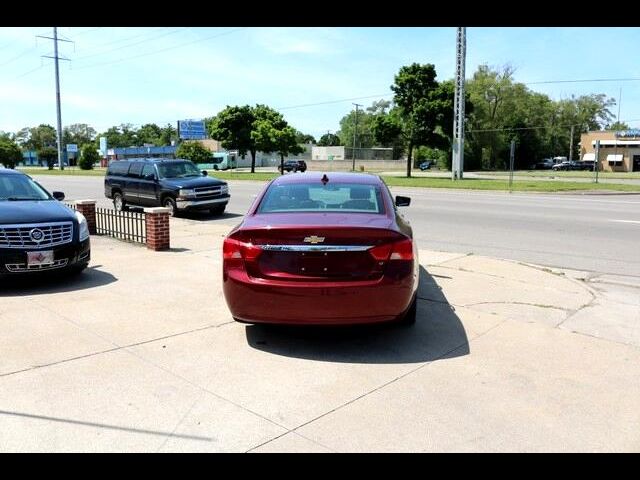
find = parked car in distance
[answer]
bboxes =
[278,160,307,173]
[104,158,230,216]
[0,169,90,277]
[418,160,433,171]
[552,160,582,171]
[222,172,419,326]
[534,159,555,170]
[579,160,596,170]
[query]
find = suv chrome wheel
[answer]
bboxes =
[113,193,125,211]
[163,197,177,216]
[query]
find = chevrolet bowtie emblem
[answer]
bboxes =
[303,235,325,244]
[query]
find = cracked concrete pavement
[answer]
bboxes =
[0,219,638,452]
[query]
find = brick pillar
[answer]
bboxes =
[74,200,97,235]
[144,207,171,251]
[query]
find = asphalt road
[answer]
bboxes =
[34,175,640,276]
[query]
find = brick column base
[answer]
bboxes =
[144,207,171,251]
[74,200,97,235]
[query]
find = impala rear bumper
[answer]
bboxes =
[223,262,417,325]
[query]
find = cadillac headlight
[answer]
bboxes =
[221,184,229,194]
[75,211,90,241]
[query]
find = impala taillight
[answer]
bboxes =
[369,238,414,262]
[223,237,261,263]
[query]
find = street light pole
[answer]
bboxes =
[451,27,467,180]
[352,103,362,171]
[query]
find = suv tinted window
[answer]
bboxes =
[108,161,130,176]
[128,162,144,178]
[141,164,156,178]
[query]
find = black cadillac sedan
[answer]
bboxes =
[0,169,90,278]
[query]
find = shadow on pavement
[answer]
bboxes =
[126,206,244,222]
[245,266,469,364]
[176,211,244,222]
[0,265,117,296]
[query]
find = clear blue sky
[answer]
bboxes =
[1,26,639,140]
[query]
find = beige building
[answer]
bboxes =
[580,130,640,172]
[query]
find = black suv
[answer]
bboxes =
[0,169,90,277]
[104,158,230,216]
[278,160,307,173]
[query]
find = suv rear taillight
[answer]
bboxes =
[223,238,261,264]
[369,238,414,262]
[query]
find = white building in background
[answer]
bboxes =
[312,146,394,161]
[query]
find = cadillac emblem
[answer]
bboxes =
[29,228,45,243]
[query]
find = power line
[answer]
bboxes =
[72,27,166,51]
[277,94,392,110]
[0,46,37,67]
[74,27,246,71]
[525,77,640,85]
[74,27,185,61]
[12,64,45,80]
[467,118,640,134]
[69,27,103,38]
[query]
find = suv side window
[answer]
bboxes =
[141,164,156,179]
[108,161,130,176]
[128,162,144,178]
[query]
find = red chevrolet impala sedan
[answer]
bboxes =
[222,172,418,326]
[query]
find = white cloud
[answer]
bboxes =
[251,27,345,56]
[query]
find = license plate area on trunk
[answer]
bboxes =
[256,250,376,280]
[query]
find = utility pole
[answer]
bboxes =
[451,27,467,180]
[352,103,362,171]
[568,125,574,161]
[37,28,72,170]
[594,140,600,184]
[613,87,622,171]
[509,139,515,192]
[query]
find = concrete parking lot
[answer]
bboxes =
[1,220,638,452]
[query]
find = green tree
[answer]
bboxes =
[99,124,139,148]
[317,133,341,146]
[0,138,22,169]
[137,123,163,145]
[465,64,615,169]
[295,130,316,144]
[607,120,631,130]
[63,123,97,149]
[208,104,290,173]
[175,141,212,164]
[337,100,392,151]
[607,121,630,131]
[208,105,256,170]
[0,131,15,142]
[14,127,31,148]
[372,109,404,158]
[25,124,57,151]
[38,146,58,170]
[78,144,99,170]
[391,63,463,176]
[159,123,178,145]
[253,122,303,174]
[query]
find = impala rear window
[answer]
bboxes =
[258,183,384,213]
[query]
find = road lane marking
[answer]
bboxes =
[611,219,640,224]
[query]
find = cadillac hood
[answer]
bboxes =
[0,200,77,225]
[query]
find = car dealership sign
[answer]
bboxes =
[178,120,207,140]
